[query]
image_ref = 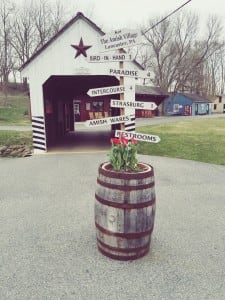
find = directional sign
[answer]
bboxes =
[108,68,150,79]
[98,28,142,52]
[87,85,126,97]
[115,130,161,143]
[85,115,131,128]
[87,54,133,63]
[110,99,157,110]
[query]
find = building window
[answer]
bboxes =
[214,104,217,110]
[86,102,91,111]
[93,101,104,112]
[219,96,222,103]
[173,104,179,112]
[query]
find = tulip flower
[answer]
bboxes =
[108,133,138,172]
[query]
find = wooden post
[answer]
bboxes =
[119,48,125,130]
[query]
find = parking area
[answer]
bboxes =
[0,152,225,299]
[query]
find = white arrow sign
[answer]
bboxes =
[87,54,133,63]
[110,99,157,110]
[108,68,150,79]
[98,28,142,52]
[85,115,131,128]
[87,85,126,97]
[115,130,161,143]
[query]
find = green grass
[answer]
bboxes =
[137,117,225,165]
[0,91,225,165]
[0,131,33,147]
[0,93,31,125]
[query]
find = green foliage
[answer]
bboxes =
[108,136,138,171]
[0,93,31,125]
[137,117,225,165]
[0,131,32,147]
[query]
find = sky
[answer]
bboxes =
[62,0,225,32]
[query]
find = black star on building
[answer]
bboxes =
[71,37,92,58]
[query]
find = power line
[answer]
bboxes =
[142,0,192,35]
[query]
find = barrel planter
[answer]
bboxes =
[95,162,156,260]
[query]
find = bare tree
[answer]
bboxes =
[10,2,36,66]
[0,0,15,85]
[50,0,66,35]
[32,0,54,51]
[139,11,224,96]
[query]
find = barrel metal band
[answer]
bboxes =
[97,245,150,261]
[97,238,150,253]
[97,178,154,191]
[99,163,154,180]
[95,222,154,239]
[95,193,155,209]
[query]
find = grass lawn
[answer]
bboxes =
[137,117,225,165]
[0,92,225,166]
[0,131,33,148]
[0,93,31,125]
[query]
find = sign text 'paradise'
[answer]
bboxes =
[108,68,150,79]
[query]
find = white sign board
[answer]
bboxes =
[108,68,150,79]
[85,115,131,128]
[115,130,161,143]
[87,54,133,63]
[87,85,126,97]
[98,28,142,52]
[110,99,157,110]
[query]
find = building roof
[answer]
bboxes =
[136,85,169,96]
[179,93,212,103]
[20,12,144,72]
[20,12,102,71]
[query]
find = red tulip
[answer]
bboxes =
[120,133,129,147]
[131,137,138,145]
[110,138,121,145]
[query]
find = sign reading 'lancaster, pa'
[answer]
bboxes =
[115,130,161,143]
[85,115,131,128]
[98,29,142,52]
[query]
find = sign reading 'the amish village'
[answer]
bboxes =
[110,99,157,110]
[98,28,142,52]
[115,130,161,143]
[85,115,131,128]
[87,85,126,97]
[87,54,133,63]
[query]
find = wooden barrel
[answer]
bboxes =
[95,162,156,260]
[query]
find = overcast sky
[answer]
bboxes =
[63,0,225,32]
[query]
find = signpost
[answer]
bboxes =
[115,130,161,143]
[110,99,157,110]
[87,53,133,63]
[85,26,160,143]
[87,85,126,97]
[108,68,150,79]
[98,28,142,52]
[85,115,131,128]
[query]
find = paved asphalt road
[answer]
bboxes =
[0,152,225,300]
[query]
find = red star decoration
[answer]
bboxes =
[71,38,92,58]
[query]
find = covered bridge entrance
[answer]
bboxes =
[20,12,141,153]
[43,75,119,148]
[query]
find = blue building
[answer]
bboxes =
[163,93,212,116]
